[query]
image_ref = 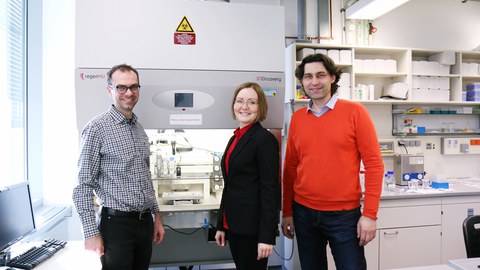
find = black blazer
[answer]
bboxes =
[216,122,280,245]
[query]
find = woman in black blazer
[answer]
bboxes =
[215,82,280,270]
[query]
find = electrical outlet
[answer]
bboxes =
[398,139,421,147]
[426,142,436,150]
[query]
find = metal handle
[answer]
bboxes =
[383,231,399,236]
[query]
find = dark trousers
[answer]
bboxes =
[228,230,268,270]
[293,201,366,270]
[99,213,154,270]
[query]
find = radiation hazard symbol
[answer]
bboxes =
[175,16,194,33]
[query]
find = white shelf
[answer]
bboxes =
[292,98,480,106]
[355,72,407,78]
[286,43,480,104]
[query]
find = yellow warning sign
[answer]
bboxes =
[176,16,194,33]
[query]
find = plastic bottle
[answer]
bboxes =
[162,157,169,177]
[156,149,163,177]
[295,85,303,99]
[386,170,396,191]
[168,156,176,177]
[383,173,389,193]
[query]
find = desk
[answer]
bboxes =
[448,258,480,270]
[1,241,101,270]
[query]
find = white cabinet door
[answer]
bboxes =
[365,234,379,270]
[379,225,441,270]
[441,200,480,262]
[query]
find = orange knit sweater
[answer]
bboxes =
[282,99,384,220]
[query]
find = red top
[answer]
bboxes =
[223,122,255,229]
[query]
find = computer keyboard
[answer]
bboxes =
[7,238,67,269]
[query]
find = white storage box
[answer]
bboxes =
[315,49,327,55]
[383,82,408,99]
[468,63,479,75]
[433,89,450,101]
[412,89,450,102]
[412,61,421,74]
[385,59,397,73]
[363,59,375,73]
[416,61,428,74]
[427,51,455,65]
[461,63,471,75]
[427,61,440,75]
[339,50,352,64]
[338,72,351,87]
[374,59,386,73]
[428,76,439,90]
[412,76,420,89]
[439,64,450,75]
[337,86,351,100]
[327,49,340,63]
[418,76,429,89]
[354,59,364,72]
[297,48,315,60]
[438,77,450,90]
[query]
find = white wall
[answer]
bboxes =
[373,0,480,50]
[75,0,285,71]
[282,0,480,51]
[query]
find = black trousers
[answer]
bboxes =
[99,212,154,270]
[228,230,269,270]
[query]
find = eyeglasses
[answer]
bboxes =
[234,99,258,107]
[109,84,141,94]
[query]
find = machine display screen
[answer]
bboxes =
[174,93,193,108]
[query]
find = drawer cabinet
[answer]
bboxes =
[375,198,442,269]
[441,196,480,262]
[379,225,441,269]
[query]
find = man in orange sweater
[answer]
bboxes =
[281,53,384,270]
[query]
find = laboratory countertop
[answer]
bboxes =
[155,181,480,212]
[379,181,480,200]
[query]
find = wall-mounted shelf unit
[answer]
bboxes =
[285,43,480,105]
[391,104,480,137]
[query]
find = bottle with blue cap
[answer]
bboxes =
[385,170,396,191]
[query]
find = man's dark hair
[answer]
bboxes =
[295,53,343,96]
[107,64,140,86]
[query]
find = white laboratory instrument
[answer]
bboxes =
[75,0,285,266]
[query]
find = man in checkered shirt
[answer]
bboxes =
[73,64,165,270]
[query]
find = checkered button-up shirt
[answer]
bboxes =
[73,105,159,239]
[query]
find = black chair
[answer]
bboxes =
[463,215,480,258]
